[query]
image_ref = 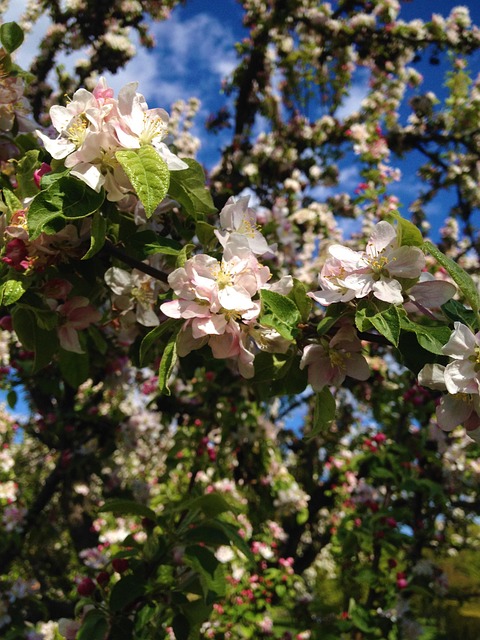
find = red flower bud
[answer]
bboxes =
[77,577,96,596]
[112,558,129,573]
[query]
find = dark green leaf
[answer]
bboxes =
[172,614,190,640]
[109,574,146,612]
[100,498,156,521]
[77,609,108,640]
[288,278,312,322]
[140,318,179,366]
[82,210,106,259]
[2,188,22,214]
[168,158,216,220]
[27,176,105,239]
[11,307,57,372]
[0,22,24,53]
[58,349,90,388]
[158,325,180,395]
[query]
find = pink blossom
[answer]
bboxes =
[300,325,370,391]
[57,296,102,353]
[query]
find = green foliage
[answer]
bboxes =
[116,147,170,218]
[168,158,217,219]
[0,21,24,53]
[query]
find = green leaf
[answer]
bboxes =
[11,307,57,372]
[2,188,22,214]
[0,22,24,53]
[388,211,424,246]
[128,230,182,260]
[399,316,451,355]
[82,210,106,259]
[109,574,146,612]
[260,289,301,341]
[58,349,90,388]
[310,388,336,438]
[140,318,179,366]
[158,325,180,395]
[27,176,105,239]
[441,299,478,330]
[423,240,480,314]
[15,150,41,199]
[195,221,216,247]
[6,390,17,409]
[355,300,400,346]
[184,546,226,601]
[288,278,312,322]
[168,158,217,220]
[116,147,169,218]
[181,493,236,518]
[172,615,190,640]
[0,279,27,305]
[100,498,156,521]
[77,609,108,640]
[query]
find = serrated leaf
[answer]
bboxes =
[0,22,24,53]
[288,278,312,322]
[0,280,26,305]
[27,176,105,239]
[15,150,40,199]
[355,300,400,346]
[260,289,301,341]
[99,498,156,521]
[184,546,226,601]
[310,387,336,438]
[2,188,22,214]
[128,230,182,260]
[158,325,180,395]
[109,574,146,612]
[423,241,480,314]
[441,299,477,330]
[82,210,106,259]
[116,147,169,218]
[400,316,451,355]
[168,158,216,220]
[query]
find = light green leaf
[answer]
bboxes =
[423,240,480,314]
[310,387,336,438]
[2,188,22,214]
[260,289,301,341]
[0,280,27,305]
[388,211,424,246]
[168,158,217,220]
[0,22,24,53]
[116,146,169,218]
[15,150,40,199]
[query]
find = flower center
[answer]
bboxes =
[66,114,88,147]
[139,114,167,145]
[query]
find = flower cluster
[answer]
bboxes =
[418,322,480,439]
[36,77,187,201]
[309,221,425,306]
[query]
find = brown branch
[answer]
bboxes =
[103,240,169,283]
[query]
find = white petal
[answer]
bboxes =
[443,322,477,359]
[417,364,447,391]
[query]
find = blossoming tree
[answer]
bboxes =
[0,1,479,639]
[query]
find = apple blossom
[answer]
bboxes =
[442,322,480,395]
[310,221,425,306]
[300,324,370,391]
[215,195,276,256]
[56,296,102,353]
[105,266,163,327]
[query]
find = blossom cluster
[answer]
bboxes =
[36,77,187,200]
